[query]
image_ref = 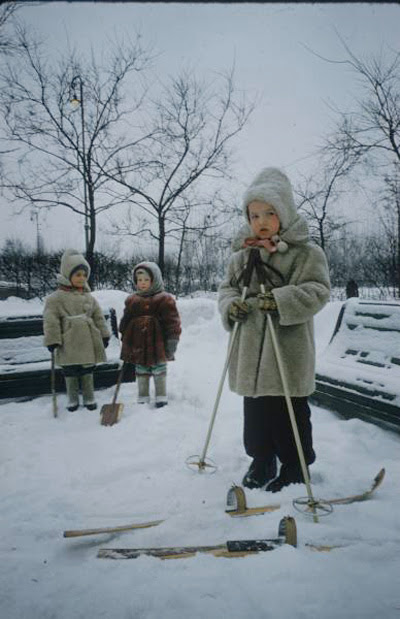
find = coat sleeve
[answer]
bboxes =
[92,297,111,338]
[158,295,181,342]
[272,245,331,326]
[218,255,245,332]
[119,297,133,336]
[43,295,63,347]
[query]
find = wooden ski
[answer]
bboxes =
[326,467,385,505]
[97,516,297,560]
[226,468,385,517]
[63,518,163,538]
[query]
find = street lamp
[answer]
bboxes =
[70,74,89,254]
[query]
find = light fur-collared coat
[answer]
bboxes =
[218,168,331,397]
[43,249,110,366]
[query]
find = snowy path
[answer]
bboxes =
[1,294,400,619]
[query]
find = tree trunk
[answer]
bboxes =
[158,215,165,275]
[86,182,96,288]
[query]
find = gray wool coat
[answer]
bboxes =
[43,249,110,367]
[43,289,110,366]
[218,167,331,398]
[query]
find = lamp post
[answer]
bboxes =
[70,75,89,254]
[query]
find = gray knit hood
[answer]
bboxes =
[132,261,165,297]
[234,167,309,251]
[56,249,91,290]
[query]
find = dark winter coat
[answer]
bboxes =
[119,262,181,366]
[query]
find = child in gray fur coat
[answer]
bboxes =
[218,167,330,492]
[43,249,110,411]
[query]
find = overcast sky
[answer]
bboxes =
[1,1,399,253]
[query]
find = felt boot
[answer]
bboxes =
[65,376,79,412]
[242,456,277,489]
[81,373,97,410]
[154,374,168,408]
[137,375,150,404]
[266,462,310,493]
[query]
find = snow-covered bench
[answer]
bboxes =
[311,299,400,431]
[0,308,128,399]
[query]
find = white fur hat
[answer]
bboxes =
[242,167,297,231]
[57,249,90,287]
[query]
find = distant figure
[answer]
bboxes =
[346,279,359,299]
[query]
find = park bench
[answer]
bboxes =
[311,298,400,431]
[0,308,131,400]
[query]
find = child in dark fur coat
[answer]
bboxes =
[119,261,181,408]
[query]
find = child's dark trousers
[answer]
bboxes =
[243,396,316,466]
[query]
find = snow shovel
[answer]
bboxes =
[100,362,125,426]
[186,249,260,473]
[51,349,58,418]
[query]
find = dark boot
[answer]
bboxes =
[266,462,309,493]
[242,456,277,489]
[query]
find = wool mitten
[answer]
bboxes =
[47,344,59,352]
[228,299,252,323]
[257,291,277,313]
[165,339,178,360]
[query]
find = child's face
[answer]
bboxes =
[248,201,280,239]
[70,269,88,289]
[136,272,152,292]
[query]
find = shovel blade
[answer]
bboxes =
[100,403,124,426]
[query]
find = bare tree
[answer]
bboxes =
[105,68,255,273]
[320,41,400,168]
[0,26,152,283]
[295,148,358,250]
[379,168,400,296]
[0,1,26,56]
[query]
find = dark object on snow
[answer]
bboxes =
[0,308,128,400]
[266,462,310,493]
[311,299,400,431]
[242,457,277,489]
[345,279,359,299]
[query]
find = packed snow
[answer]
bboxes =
[1,291,400,619]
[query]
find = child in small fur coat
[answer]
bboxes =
[119,261,181,408]
[43,249,111,411]
[218,167,330,492]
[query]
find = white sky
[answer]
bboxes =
[1,1,399,253]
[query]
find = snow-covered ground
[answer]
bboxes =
[1,291,400,619]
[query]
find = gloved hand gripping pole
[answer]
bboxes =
[186,250,259,472]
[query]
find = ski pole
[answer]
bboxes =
[51,349,58,418]
[262,292,319,523]
[192,249,259,471]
